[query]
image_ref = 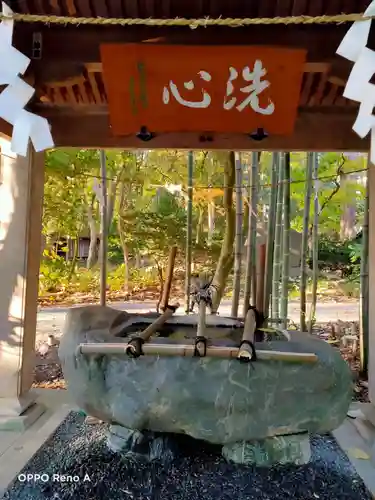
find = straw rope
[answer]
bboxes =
[0,12,372,27]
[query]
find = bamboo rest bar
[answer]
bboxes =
[77,342,318,363]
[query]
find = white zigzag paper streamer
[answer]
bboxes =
[336,1,375,164]
[0,2,54,156]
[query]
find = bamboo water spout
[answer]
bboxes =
[237,308,257,362]
[193,273,214,356]
[195,300,207,356]
[126,304,179,357]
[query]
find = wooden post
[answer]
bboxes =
[0,140,45,429]
[368,159,375,404]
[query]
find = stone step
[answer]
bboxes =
[0,403,45,432]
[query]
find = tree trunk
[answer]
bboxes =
[135,252,141,268]
[207,201,215,246]
[117,216,130,293]
[86,201,98,269]
[106,180,117,229]
[117,179,132,290]
[155,258,164,313]
[196,206,204,245]
[98,179,116,265]
[67,234,79,281]
[123,243,130,294]
[340,173,357,241]
[211,152,236,312]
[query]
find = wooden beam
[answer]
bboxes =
[0,119,12,140]
[35,108,365,151]
[14,24,359,65]
[12,23,357,84]
[84,61,331,74]
[328,76,346,87]
[45,76,86,88]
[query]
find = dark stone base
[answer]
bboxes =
[107,425,312,466]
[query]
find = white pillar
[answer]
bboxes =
[0,139,45,429]
[369,163,375,404]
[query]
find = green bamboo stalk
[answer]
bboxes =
[184,151,194,313]
[99,150,108,307]
[308,152,319,333]
[263,152,279,318]
[280,152,291,328]
[231,152,244,317]
[300,152,314,332]
[360,164,369,376]
[242,152,259,317]
[250,153,260,308]
[271,154,283,320]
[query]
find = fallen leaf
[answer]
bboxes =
[348,448,370,460]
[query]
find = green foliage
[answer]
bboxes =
[39,251,70,292]
[40,147,367,302]
[306,235,361,279]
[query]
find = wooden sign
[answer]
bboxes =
[100,44,306,136]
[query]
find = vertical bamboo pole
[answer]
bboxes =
[360,165,369,376]
[242,153,259,317]
[256,243,266,314]
[272,154,283,320]
[308,152,319,333]
[280,152,291,328]
[99,150,108,307]
[263,153,278,318]
[231,152,243,317]
[300,152,314,332]
[185,151,194,313]
[250,153,259,308]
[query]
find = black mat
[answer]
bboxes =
[2,412,372,500]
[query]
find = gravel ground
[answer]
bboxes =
[2,412,371,500]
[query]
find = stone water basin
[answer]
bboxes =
[58,305,353,465]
